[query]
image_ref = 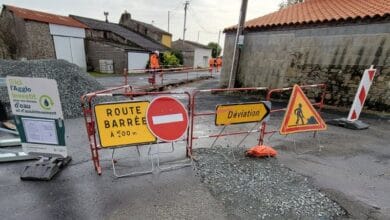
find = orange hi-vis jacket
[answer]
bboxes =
[150,54,160,69]
[209,58,215,67]
[216,57,222,66]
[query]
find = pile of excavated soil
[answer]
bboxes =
[0,59,105,118]
[194,147,347,219]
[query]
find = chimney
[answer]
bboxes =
[119,10,132,25]
[104,11,109,23]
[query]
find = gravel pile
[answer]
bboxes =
[0,59,105,118]
[194,147,346,219]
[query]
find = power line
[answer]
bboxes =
[172,1,184,12]
[188,7,219,34]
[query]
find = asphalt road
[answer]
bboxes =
[95,70,214,90]
[0,74,389,219]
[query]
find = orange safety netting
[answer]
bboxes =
[245,145,277,157]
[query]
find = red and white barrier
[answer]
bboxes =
[347,66,377,121]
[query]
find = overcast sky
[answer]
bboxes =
[1,0,280,48]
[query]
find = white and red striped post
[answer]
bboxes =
[347,65,377,121]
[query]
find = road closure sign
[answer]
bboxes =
[215,102,270,126]
[6,76,63,119]
[146,96,189,142]
[94,101,157,148]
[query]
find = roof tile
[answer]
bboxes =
[4,5,87,28]
[225,0,390,31]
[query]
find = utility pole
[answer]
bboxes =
[228,0,248,88]
[168,11,170,32]
[217,30,222,57]
[197,31,200,42]
[183,0,189,42]
[217,30,221,47]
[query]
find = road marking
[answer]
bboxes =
[152,113,183,125]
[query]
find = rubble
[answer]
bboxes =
[194,147,347,219]
[0,59,105,118]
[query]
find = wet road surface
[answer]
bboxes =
[1,75,389,219]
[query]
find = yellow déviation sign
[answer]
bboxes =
[94,101,156,148]
[215,102,270,126]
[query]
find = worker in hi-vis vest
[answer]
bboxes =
[150,51,160,70]
[149,51,160,85]
[216,56,222,72]
[208,57,215,73]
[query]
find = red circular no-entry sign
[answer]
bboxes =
[146,96,189,142]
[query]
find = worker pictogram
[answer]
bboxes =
[280,85,327,134]
[146,96,189,142]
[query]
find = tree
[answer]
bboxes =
[170,49,184,65]
[207,42,222,58]
[162,52,180,68]
[279,0,304,9]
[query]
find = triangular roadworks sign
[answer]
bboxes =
[280,85,327,135]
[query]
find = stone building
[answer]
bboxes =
[0,5,87,69]
[222,0,390,111]
[0,37,9,59]
[72,15,168,73]
[172,40,212,68]
[119,11,172,48]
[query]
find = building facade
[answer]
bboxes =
[172,40,212,68]
[222,0,390,111]
[0,5,87,69]
[72,15,168,73]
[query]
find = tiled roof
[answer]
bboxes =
[71,15,167,51]
[225,0,390,31]
[4,5,87,28]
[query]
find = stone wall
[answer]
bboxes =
[0,8,29,59]
[25,21,56,59]
[86,40,127,74]
[221,20,390,111]
[0,9,56,60]
[286,64,390,111]
[0,37,10,59]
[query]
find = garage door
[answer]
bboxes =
[53,36,87,69]
[128,52,149,70]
